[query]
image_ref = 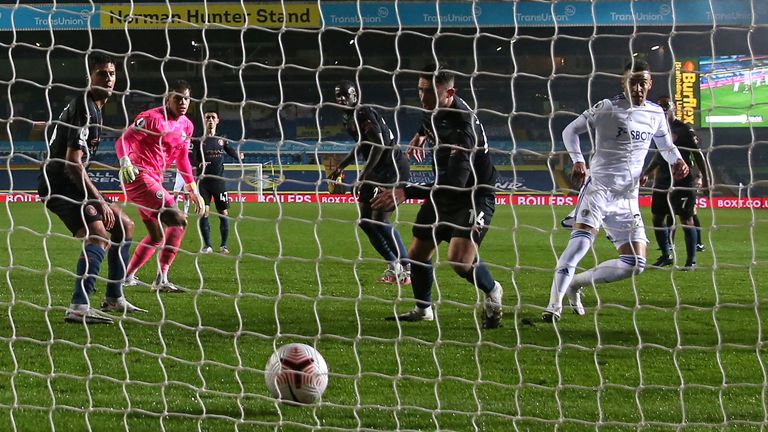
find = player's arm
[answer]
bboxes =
[439,129,473,190]
[562,115,589,188]
[189,139,202,171]
[115,114,152,183]
[329,146,357,182]
[687,129,710,188]
[59,102,115,228]
[64,147,115,230]
[357,117,387,182]
[176,134,205,215]
[223,141,243,161]
[641,152,663,186]
[653,117,688,179]
[406,132,427,162]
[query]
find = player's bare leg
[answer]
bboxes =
[447,237,503,329]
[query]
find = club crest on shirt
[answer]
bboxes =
[155,190,164,200]
[218,139,224,146]
[581,209,590,217]
[181,131,188,141]
[134,117,145,128]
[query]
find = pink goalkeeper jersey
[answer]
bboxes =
[116,106,195,184]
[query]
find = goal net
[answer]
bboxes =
[1,1,767,430]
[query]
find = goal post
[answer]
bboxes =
[225,162,264,202]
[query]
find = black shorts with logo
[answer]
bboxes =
[38,181,103,236]
[200,179,230,212]
[412,194,495,245]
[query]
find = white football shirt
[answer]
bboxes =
[563,94,682,193]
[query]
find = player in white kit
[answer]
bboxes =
[542,60,689,323]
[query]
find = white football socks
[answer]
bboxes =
[546,230,594,312]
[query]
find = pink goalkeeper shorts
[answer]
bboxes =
[123,171,174,222]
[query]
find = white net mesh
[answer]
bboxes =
[1,0,767,430]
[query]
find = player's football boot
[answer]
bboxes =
[397,270,411,285]
[123,275,141,287]
[652,255,674,268]
[378,265,397,284]
[681,261,696,271]
[151,281,183,293]
[151,274,184,293]
[101,297,148,314]
[565,285,586,316]
[379,263,410,285]
[696,243,706,252]
[220,246,230,255]
[201,246,213,254]
[482,281,504,329]
[541,305,562,323]
[64,307,113,325]
[386,307,434,322]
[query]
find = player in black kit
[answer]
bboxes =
[191,110,243,254]
[371,66,504,329]
[642,96,709,270]
[38,54,144,324]
[329,81,411,285]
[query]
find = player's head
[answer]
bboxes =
[203,110,219,134]
[657,96,675,122]
[622,59,652,106]
[167,80,191,118]
[418,64,455,110]
[334,81,358,107]
[87,53,116,102]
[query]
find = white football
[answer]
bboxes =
[264,343,329,404]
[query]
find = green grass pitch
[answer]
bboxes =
[1,201,767,431]
[700,83,768,128]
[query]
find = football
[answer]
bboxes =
[264,343,329,404]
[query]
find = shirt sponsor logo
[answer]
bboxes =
[629,130,653,142]
[155,190,165,200]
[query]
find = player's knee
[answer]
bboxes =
[84,225,110,250]
[112,215,135,240]
[450,262,474,278]
[160,209,187,227]
[620,254,647,274]
[447,252,474,276]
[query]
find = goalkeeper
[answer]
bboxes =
[38,54,145,324]
[116,80,204,292]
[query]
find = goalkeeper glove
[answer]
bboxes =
[118,156,139,184]
[185,182,206,215]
